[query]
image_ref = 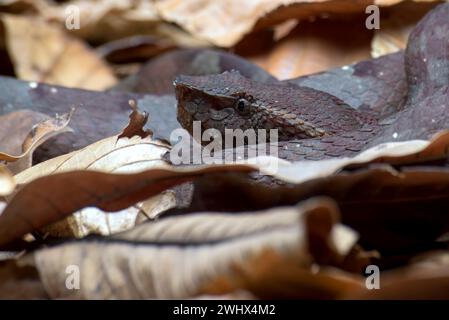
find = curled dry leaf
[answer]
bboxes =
[29,198,357,299]
[0,110,73,174]
[0,110,49,158]
[154,0,370,47]
[0,14,117,90]
[203,249,364,299]
[10,109,173,238]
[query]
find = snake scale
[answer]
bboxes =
[175,3,449,162]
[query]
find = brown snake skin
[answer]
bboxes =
[175,4,449,162]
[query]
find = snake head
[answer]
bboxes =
[174,70,369,142]
[174,70,263,137]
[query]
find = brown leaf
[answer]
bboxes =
[28,197,357,299]
[155,0,372,47]
[0,14,117,90]
[0,110,49,157]
[0,110,73,174]
[189,165,449,253]
[203,249,364,299]
[43,0,208,46]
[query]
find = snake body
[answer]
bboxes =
[175,4,449,162]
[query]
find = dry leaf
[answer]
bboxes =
[39,192,177,239]
[155,0,372,47]
[14,123,170,185]
[0,110,49,157]
[29,198,357,299]
[203,249,364,299]
[10,110,172,238]
[190,165,449,253]
[0,110,73,174]
[0,14,117,90]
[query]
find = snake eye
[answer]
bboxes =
[235,98,250,114]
